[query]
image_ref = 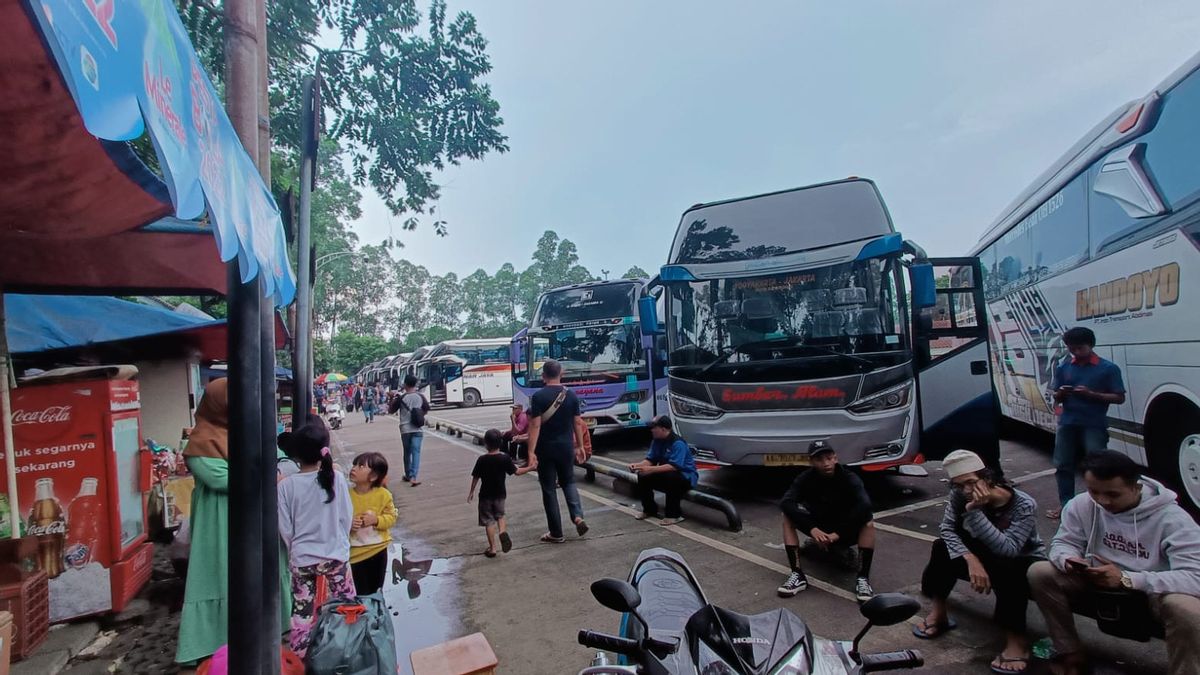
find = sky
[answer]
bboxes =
[347,1,1200,279]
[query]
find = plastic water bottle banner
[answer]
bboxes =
[27,0,296,305]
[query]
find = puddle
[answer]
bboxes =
[382,542,459,674]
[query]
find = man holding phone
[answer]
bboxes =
[1048,327,1125,519]
[1028,451,1200,675]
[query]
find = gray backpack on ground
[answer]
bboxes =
[304,593,397,674]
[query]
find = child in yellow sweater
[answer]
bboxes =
[348,452,398,595]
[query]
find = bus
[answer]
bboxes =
[658,178,996,469]
[412,338,513,407]
[510,279,668,432]
[970,50,1200,509]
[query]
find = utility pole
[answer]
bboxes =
[223,0,267,671]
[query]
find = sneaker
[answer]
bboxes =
[777,571,808,597]
[854,577,875,603]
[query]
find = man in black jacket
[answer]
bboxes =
[778,441,877,602]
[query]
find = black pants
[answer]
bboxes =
[921,538,1039,633]
[350,548,388,596]
[781,503,868,542]
[636,471,691,518]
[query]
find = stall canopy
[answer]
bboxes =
[5,294,287,361]
[0,0,295,304]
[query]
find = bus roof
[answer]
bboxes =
[972,49,1200,255]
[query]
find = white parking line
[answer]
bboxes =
[434,430,860,603]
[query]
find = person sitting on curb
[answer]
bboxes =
[776,440,876,603]
[628,416,698,526]
[1028,450,1200,675]
[913,450,1045,674]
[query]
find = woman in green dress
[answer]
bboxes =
[175,378,291,665]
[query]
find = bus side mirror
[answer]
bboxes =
[910,264,937,309]
[638,297,663,335]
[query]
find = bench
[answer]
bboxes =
[429,417,744,532]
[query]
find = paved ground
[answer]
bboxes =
[339,404,1169,674]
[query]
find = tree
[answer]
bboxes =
[178,0,508,228]
[622,266,649,280]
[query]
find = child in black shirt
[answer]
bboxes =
[469,429,533,557]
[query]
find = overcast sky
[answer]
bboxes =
[346,1,1200,279]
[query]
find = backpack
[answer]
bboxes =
[402,395,427,429]
[304,593,397,675]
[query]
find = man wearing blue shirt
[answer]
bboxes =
[1048,327,1126,519]
[629,416,698,526]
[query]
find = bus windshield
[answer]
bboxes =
[528,323,645,386]
[668,257,908,380]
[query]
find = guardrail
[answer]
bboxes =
[427,415,743,532]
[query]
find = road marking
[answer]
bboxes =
[433,430,860,603]
[872,467,1056,519]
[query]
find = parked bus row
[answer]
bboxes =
[505,49,1200,511]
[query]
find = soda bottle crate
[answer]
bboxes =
[0,570,49,661]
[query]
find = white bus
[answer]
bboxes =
[413,338,513,407]
[970,51,1200,509]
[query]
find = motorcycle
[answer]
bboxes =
[325,400,344,430]
[577,548,923,675]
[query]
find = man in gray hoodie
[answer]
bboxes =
[1028,450,1200,675]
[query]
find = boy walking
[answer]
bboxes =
[777,441,877,602]
[1048,327,1125,519]
[469,429,532,557]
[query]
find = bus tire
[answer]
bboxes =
[1146,395,1200,512]
[463,388,482,408]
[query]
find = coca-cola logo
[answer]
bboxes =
[12,406,72,426]
[27,520,67,537]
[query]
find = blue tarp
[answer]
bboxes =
[5,294,218,354]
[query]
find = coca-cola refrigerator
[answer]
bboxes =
[1,375,153,622]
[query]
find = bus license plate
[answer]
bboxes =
[763,454,810,467]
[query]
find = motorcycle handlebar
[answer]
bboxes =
[860,649,924,672]
[577,630,640,657]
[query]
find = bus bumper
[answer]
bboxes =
[675,406,917,467]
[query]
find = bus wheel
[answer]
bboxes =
[1148,397,1200,511]
[463,388,482,408]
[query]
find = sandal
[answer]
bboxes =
[540,533,566,544]
[911,618,957,640]
[990,655,1029,674]
[574,518,590,536]
[499,532,512,553]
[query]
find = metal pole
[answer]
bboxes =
[224,0,265,670]
[0,294,21,539]
[294,75,318,427]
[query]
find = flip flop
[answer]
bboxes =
[575,518,590,536]
[911,618,957,640]
[540,533,565,544]
[500,532,512,553]
[990,655,1029,674]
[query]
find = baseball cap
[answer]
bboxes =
[808,440,835,457]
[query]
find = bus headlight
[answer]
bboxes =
[670,393,724,419]
[617,390,647,404]
[847,381,911,415]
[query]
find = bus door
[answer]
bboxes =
[910,258,1000,466]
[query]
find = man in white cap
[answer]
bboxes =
[913,449,1044,675]
[777,440,877,602]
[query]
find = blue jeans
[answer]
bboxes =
[402,432,423,480]
[1053,425,1109,506]
[537,451,585,539]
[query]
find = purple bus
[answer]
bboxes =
[510,279,667,432]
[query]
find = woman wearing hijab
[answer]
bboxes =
[175,379,291,665]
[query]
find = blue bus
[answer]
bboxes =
[510,279,667,432]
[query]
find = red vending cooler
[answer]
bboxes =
[2,374,153,622]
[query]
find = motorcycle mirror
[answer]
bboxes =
[590,578,642,614]
[858,593,921,626]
